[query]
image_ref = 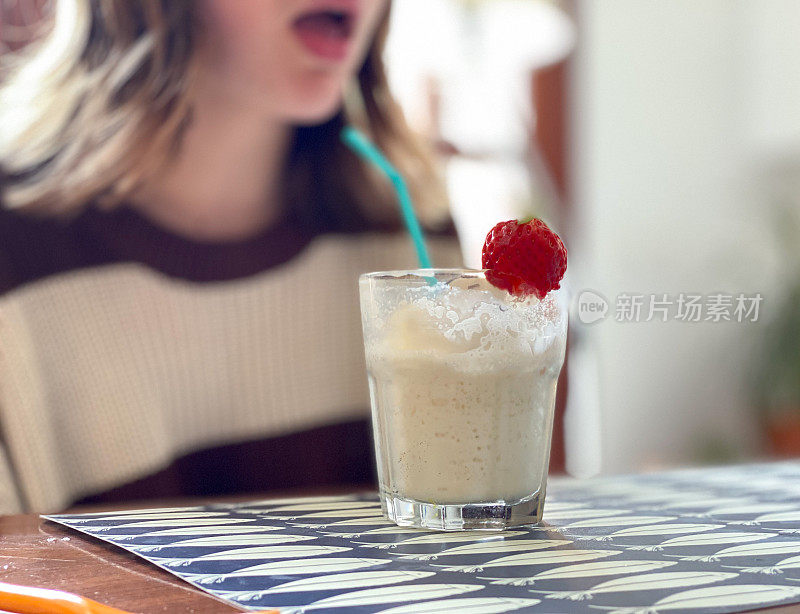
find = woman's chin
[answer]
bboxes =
[279,78,347,125]
[287,98,345,126]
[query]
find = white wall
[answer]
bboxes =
[386,1,577,269]
[571,0,797,473]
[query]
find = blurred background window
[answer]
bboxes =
[386,0,799,475]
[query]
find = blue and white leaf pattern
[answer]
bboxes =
[752,510,800,524]
[699,503,797,518]
[223,495,357,507]
[321,526,424,540]
[291,508,386,519]
[538,501,584,512]
[106,525,285,542]
[293,582,484,610]
[265,501,383,513]
[64,506,205,516]
[150,545,352,568]
[628,530,777,553]
[292,517,392,530]
[545,571,738,601]
[184,557,392,584]
[586,523,723,543]
[85,517,258,532]
[558,515,678,531]
[357,530,528,551]
[663,497,751,510]
[374,597,542,613]
[647,584,800,611]
[64,510,226,522]
[392,539,569,561]
[483,559,678,586]
[679,540,800,562]
[734,554,800,575]
[216,570,435,597]
[127,533,318,553]
[542,508,627,520]
[44,460,800,613]
[614,490,707,505]
[435,549,622,573]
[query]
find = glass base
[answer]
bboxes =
[381,491,544,531]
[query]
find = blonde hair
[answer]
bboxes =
[0,0,448,227]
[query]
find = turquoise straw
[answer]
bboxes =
[341,126,432,269]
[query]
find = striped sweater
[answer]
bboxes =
[0,204,460,513]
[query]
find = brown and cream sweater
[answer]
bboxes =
[0,204,460,513]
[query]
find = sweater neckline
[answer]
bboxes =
[78,204,317,283]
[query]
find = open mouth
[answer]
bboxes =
[294,10,355,39]
[292,8,357,61]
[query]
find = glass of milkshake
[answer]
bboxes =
[359,269,567,530]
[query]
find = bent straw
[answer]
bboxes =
[340,126,432,269]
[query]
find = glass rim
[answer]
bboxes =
[359,269,569,305]
[359,268,485,281]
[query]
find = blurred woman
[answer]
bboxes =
[0,0,457,513]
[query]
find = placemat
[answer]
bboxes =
[45,461,800,613]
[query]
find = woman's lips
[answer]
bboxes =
[292,10,356,62]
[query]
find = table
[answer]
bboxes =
[2,512,798,614]
[0,512,242,613]
[1,486,361,613]
[5,464,800,614]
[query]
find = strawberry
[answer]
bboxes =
[481,218,567,299]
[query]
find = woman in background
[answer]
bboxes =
[0,0,457,513]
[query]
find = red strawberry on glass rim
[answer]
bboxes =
[481,218,567,299]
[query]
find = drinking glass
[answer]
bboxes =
[359,269,567,530]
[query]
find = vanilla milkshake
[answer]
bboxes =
[359,269,567,530]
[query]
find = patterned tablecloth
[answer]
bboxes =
[45,461,800,613]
